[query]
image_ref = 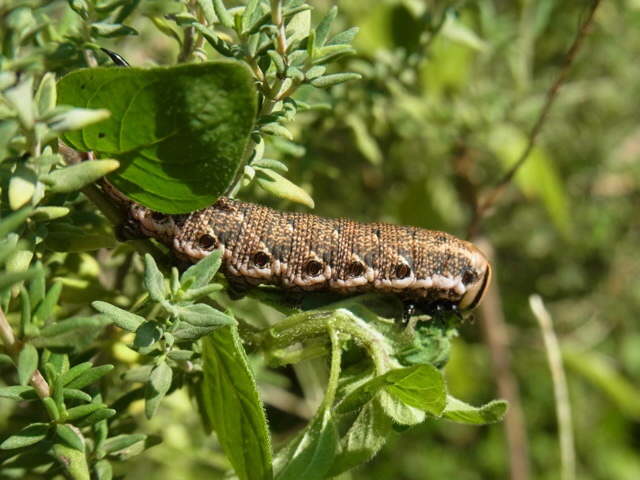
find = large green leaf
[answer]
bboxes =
[57,62,256,213]
[200,326,272,480]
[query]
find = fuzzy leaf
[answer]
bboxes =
[442,396,508,425]
[178,303,235,328]
[309,73,361,88]
[273,408,336,480]
[145,362,172,419]
[92,301,145,332]
[40,160,120,193]
[199,327,272,480]
[179,249,222,291]
[255,168,314,208]
[143,254,166,303]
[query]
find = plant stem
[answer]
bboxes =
[0,306,51,398]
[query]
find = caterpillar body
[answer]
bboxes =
[103,181,491,320]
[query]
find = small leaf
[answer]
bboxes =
[178,303,234,328]
[4,77,34,129]
[30,316,112,353]
[40,160,120,193]
[251,158,288,172]
[17,343,39,386]
[55,424,85,451]
[31,207,70,221]
[143,254,166,303]
[148,15,181,44]
[0,385,38,401]
[90,22,138,38]
[193,23,233,57]
[65,365,114,390]
[133,321,163,348]
[8,164,37,210]
[255,168,314,208]
[0,207,34,238]
[326,27,359,46]
[179,249,222,291]
[145,362,172,419]
[443,396,508,425]
[35,72,57,117]
[63,388,92,402]
[385,364,446,415]
[314,6,337,48]
[59,362,92,386]
[199,327,272,480]
[260,122,293,140]
[309,73,361,88]
[92,301,145,332]
[195,0,216,24]
[48,107,111,132]
[101,434,148,455]
[32,280,62,325]
[65,403,109,421]
[52,433,91,480]
[73,408,116,428]
[211,0,234,28]
[0,423,48,449]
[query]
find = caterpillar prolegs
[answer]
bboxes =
[102,181,492,321]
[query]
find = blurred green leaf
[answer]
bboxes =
[52,432,91,480]
[178,303,234,328]
[30,316,112,353]
[564,349,640,420]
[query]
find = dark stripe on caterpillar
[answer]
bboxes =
[101,180,491,319]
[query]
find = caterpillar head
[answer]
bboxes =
[457,244,492,312]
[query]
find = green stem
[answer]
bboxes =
[321,327,341,409]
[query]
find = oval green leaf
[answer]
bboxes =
[57,62,257,213]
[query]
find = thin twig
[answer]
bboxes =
[0,307,51,398]
[530,295,575,480]
[469,0,602,237]
[475,239,531,480]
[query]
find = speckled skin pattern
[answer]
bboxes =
[103,181,491,314]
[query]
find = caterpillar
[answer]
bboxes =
[101,180,491,321]
[86,49,492,321]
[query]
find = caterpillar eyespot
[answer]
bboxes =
[253,251,270,268]
[306,260,324,277]
[348,261,364,278]
[103,180,492,320]
[198,234,217,250]
[395,264,411,279]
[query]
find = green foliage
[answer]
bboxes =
[1,1,638,480]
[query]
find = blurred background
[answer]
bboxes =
[12,0,640,478]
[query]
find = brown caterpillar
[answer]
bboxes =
[102,181,491,321]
